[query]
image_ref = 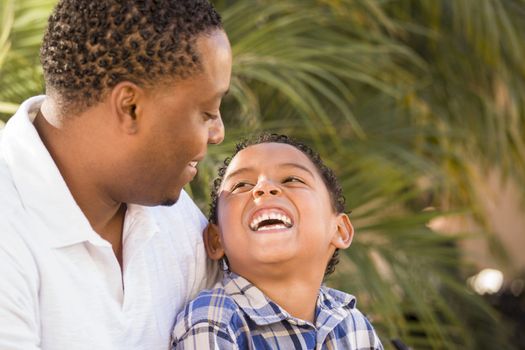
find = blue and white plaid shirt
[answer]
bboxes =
[172,271,383,349]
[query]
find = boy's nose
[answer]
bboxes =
[252,181,282,199]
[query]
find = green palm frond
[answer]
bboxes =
[0,0,54,119]
[217,0,427,145]
[386,0,525,198]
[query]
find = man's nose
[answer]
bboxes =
[252,180,282,199]
[208,114,225,145]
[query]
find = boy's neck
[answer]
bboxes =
[243,272,324,323]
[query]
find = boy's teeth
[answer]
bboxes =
[249,210,293,231]
[189,161,198,167]
[258,224,287,231]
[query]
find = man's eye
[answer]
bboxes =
[283,176,305,184]
[231,182,253,192]
[203,112,219,121]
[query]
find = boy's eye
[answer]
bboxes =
[230,181,253,192]
[283,176,305,184]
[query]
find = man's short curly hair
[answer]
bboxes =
[40,0,222,115]
[209,133,347,277]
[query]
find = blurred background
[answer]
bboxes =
[1,0,524,349]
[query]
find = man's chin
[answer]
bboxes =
[159,190,183,207]
[160,198,178,207]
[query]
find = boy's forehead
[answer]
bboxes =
[224,143,318,179]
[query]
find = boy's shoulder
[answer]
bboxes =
[172,274,258,347]
[172,275,383,349]
[173,282,240,331]
[172,271,280,343]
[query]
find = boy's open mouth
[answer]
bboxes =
[249,209,293,232]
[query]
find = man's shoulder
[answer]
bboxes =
[0,160,38,277]
[0,153,16,204]
[0,156,29,233]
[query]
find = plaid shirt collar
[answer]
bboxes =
[222,271,357,329]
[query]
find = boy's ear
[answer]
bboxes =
[203,223,225,260]
[331,213,354,249]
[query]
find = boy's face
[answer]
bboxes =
[206,142,353,280]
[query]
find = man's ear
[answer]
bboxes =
[331,213,354,249]
[109,81,143,134]
[203,223,225,260]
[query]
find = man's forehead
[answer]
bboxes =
[201,88,230,104]
[197,30,231,73]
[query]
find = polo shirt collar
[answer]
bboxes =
[316,285,357,339]
[223,271,290,326]
[222,271,356,329]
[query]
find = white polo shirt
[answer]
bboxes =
[0,96,219,350]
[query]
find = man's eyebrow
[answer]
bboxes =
[216,88,229,99]
[205,89,230,104]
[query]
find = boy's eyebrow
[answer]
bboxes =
[224,167,254,182]
[279,162,315,177]
[224,162,315,182]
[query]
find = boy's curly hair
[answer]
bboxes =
[209,133,347,277]
[40,0,222,115]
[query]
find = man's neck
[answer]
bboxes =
[33,107,126,265]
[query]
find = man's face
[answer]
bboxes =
[124,29,232,206]
[215,143,346,280]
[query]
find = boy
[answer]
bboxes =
[172,133,383,349]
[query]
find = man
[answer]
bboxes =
[0,0,232,349]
